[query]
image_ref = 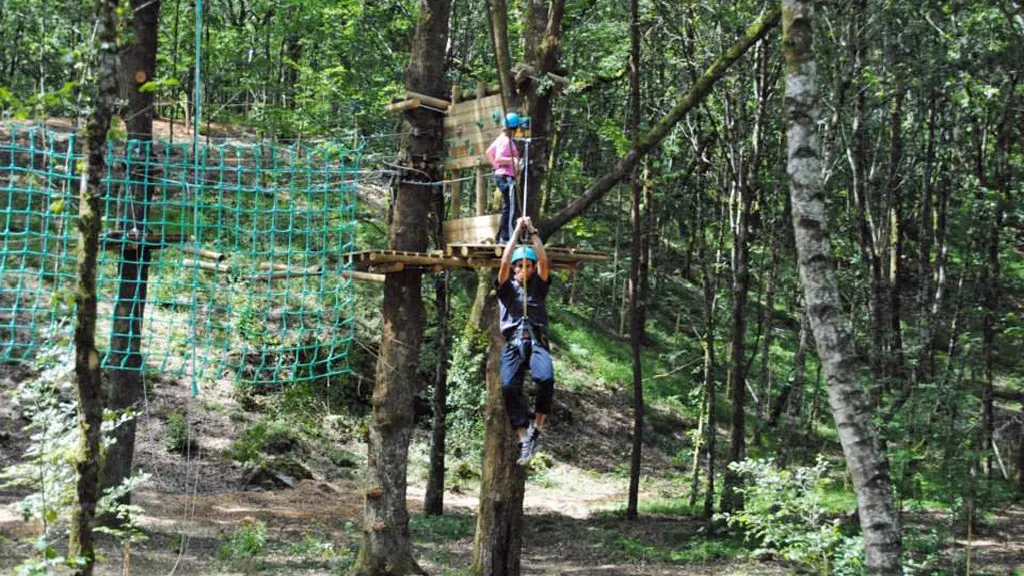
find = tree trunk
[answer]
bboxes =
[701,274,718,521]
[846,0,886,386]
[470,1,567,567]
[425,129,454,514]
[699,177,725,520]
[352,1,451,573]
[470,275,527,576]
[625,0,643,521]
[424,270,449,515]
[755,226,780,444]
[720,177,750,514]
[886,90,905,380]
[69,0,119,572]
[914,100,939,383]
[101,0,161,517]
[484,0,515,108]
[782,3,902,573]
[520,0,565,219]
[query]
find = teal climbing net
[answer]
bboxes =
[1,124,361,387]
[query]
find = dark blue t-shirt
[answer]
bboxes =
[496,274,552,340]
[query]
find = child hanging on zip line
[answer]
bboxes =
[486,112,522,244]
[496,216,553,465]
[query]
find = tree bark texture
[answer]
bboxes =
[353,1,450,573]
[101,0,161,512]
[520,0,565,220]
[69,0,119,572]
[470,276,527,576]
[846,0,887,385]
[424,272,450,515]
[425,155,451,515]
[720,178,750,514]
[484,0,515,109]
[625,0,644,521]
[782,2,902,574]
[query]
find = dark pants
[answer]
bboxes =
[500,337,555,430]
[495,175,518,243]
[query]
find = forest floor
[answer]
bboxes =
[2,358,1024,575]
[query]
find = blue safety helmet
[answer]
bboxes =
[503,112,521,129]
[511,246,537,264]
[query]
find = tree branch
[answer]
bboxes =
[539,8,780,240]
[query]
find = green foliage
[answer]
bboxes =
[1,345,149,570]
[163,410,194,454]
[608,534,747,564]
[286,533,338,559]
[716,458,863,576]
[409,513,475,543]
[227,418,302,465]
[218,520,268,560]
[444,328,488,462]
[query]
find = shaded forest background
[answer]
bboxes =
[1,0,1024,574]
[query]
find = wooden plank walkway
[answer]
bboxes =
[345,243,608,274]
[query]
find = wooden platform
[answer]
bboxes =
[345,244,607,274]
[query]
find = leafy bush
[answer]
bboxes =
[716,458,864,576]
[227,418,302,464]
[163,410,195,454]
[218,520,268,560]
[286,533,337,558]
[445,330,488,462]
[1,345,149,573]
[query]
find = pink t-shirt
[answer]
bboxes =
[486,134,520,177]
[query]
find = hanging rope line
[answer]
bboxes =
[187,0,204,397]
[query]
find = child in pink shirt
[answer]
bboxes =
[486,112,522,243]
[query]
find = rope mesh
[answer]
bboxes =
[1,124,361,387]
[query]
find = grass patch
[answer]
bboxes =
[286,533,338,559]
[817,483,858,515]
[596,497,701,519]
[410,513,475,543]
[609,534,747,564]
[549,301,701,405]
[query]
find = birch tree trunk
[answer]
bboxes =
[782,2,902,573]
[69,0,119,571]
[352,1,450,573]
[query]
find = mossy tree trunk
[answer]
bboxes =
[101,0,161,517]
[782,2,902,573]
[69,0,119,571]
[352,0,451,573]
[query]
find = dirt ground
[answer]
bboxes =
[2,360,1024,575]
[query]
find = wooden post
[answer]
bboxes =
[449,86,463,219]
[475,80,488,216]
